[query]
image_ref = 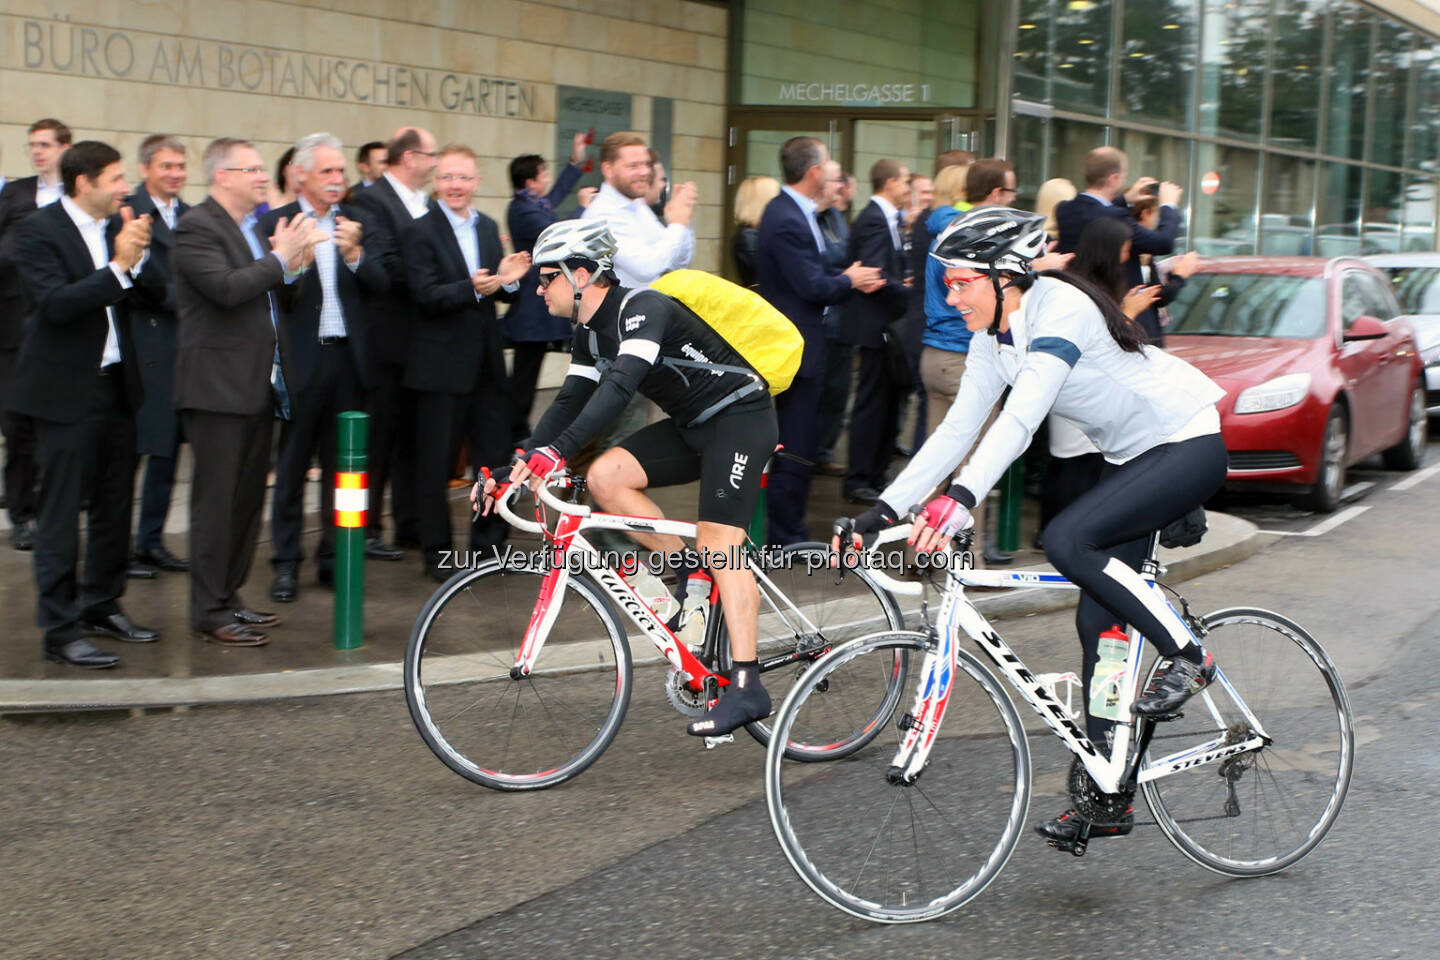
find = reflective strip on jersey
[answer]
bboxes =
[618,338,662,364]
[568,363,601,382]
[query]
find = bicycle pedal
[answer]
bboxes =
[1148,710,1185,722]
[703,734,735,749]
[1045,838,1087,857]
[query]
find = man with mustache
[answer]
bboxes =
[261,132,391,603]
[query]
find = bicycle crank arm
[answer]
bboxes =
[703,734,735,749]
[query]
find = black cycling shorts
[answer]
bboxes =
[618,399,779,530]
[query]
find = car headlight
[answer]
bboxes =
[1233,373,1312,414]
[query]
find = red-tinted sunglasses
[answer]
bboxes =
[943,274,988,292]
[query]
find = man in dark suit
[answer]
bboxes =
[262,133,391,602]
[173,137,324,647]
[755,137,882,545]
[839,158,913,504]
[7,140,162,667]
[1055,146,1184,345]
[0,117,72,552]
[405,145,530,581]
[123,134,192,575]
[350,126,438,558]
[349,140,386,196]
[504,131,588,444]
[814,161,854,475]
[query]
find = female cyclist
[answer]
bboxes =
[838,206,1228,846]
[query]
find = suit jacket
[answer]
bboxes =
[402,206,515,395]
[504,163,583,342]
[118,187,189,453]
[1054,193,1181,344]
[172,197,286,416]
[755,191,853,378]
[0,176,42,351]
[6,201,159,421]
[350,176,435,367]
[837,199,909,349]
[258,200,389,398]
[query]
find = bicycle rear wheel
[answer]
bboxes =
[1141,607,1354,876]
[404,559,632,791]
[719,542,907,761]
[766,631,1030,923]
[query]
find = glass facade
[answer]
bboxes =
[1005,0,1440,253]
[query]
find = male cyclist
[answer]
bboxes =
[476,219,779,737]
[837,207,1228,846]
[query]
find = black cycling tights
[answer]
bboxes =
[1043,432,1228,743]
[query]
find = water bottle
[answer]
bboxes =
[1088,625,1130,722]
[627,565,678,622]
[677,571,713,648]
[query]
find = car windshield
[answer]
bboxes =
[1167,273,1327,338]
[1379,266,1440,314]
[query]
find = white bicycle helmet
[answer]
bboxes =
[930,207,1049,334]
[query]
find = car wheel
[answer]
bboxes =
[1381,382,1428,471]
[1296,406,1347,513]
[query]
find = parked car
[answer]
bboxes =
[1361,253,1440,418]
[1164,256,1428,512]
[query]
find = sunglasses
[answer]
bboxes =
[537,270,563,290]
[943,274,989,292]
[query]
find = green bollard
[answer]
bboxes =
[333,411,369,649]
[747,456,771,554]
[996,456,1025,554]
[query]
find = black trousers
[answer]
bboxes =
[845,345,902,496]
[271,344,365,569]
[0,347,38,524]
[767,368,824,546]
[815,339,852,463]
[367,360,419,543]
[31,371,137,647]
[135,419,185,551]
[185,409,272,632]
[416,344,510,559]
[507,340,549,444]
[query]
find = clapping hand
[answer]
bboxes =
[271,213,327,273]
[112,207,153,271]
[1123,284,1162,319]
[472,268,502,296]
[843,261,886,293]
[497,251,532,286]
[333,216,364,264]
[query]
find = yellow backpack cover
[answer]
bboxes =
[650,269,803,395]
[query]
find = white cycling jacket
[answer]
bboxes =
[881,276,1225,513]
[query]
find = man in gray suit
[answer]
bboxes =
[172,138,322,647]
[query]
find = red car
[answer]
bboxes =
[1164,256,1429,512]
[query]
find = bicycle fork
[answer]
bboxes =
[887,593,963,784]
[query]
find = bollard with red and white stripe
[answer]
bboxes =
[333,411,369,649]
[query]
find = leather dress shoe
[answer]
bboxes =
[233,607,282,627]
[317,566,334,588]
[845,487,880,505]
[12,519,36,551]
[126,562,159,580]
[45,638,120,668]
[815,461,846,477]
[198,623,269,647]
[135,545,189,572]
[365,536,404,561]
[82,612,159,643]
[423,555,450,584]
[270,562,299,602]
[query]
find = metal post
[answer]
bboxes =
[996,455,1025,554]
[747,454,771,553]
[333,411,369,650]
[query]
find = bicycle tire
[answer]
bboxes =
[404,558,632,791]
[766,631,1031,923]
[717,542,907,761]
[1141,607,1355,876]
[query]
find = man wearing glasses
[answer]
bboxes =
[351,126,440,560]
[173,138,325,647]
[402,145,530,581]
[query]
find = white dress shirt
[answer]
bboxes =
[384,171,431,220]
[153,196,178,231]
[298,196,361,338]
[781,185,826,253]
[869,194,903,250]
[60,195,132,367]
[36,177,63,208]
[581,181,693,288]
[441,204,519,300]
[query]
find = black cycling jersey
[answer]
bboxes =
[529,285,768,460]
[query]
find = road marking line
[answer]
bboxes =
[1390,462,1440,492]
[1340,480,1374,499]
[1259,504,1371,537]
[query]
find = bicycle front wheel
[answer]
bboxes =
[719,542,907,761]
[404,560,632,791]
[1141,607,1354,876]
[766,631,1031,923]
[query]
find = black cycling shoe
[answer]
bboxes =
[1131,651,1216,719]
[686,669,771,737]
[1035,805,1134,844]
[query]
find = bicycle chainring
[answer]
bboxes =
[1067,755,1134,823]
[664,666,709,717]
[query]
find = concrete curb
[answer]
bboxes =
[0,513,1267,714]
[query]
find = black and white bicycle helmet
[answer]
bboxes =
[533,219,619,315]
[931,207,1048,335]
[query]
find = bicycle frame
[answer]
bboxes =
[862,528,1269,796]
[495,480,832,695]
